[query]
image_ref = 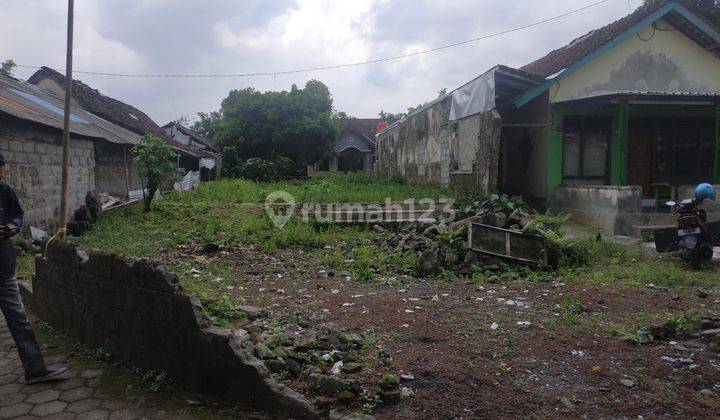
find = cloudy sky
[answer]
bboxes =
[3,0,643,125]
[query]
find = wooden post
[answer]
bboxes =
[58,0,74,238]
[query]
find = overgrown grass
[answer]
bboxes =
[172,172,460,205]
[76,173,461,256]
[560,239,714,287]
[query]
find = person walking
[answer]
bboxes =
[0,152,67,384]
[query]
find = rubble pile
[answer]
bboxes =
[233,310,400,414]
[382,206,537,276]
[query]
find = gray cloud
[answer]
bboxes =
[4,0,643,124]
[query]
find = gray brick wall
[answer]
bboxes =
[0,119,96,230]
[26,241,318,418]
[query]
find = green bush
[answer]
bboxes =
[235,157,299,181]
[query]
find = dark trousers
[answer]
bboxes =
[0,239,46,377]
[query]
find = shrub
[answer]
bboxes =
[235,157,299,181]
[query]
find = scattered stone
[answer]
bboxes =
[331,361,344,375]
[400,387,415,397]
[500,272,515,281]
[254,343,274,359]
[309,373,348,395]
[560,396,575,411]
[508,208,533,227]
[186,399,207,407]
[372,224,385,233]
[620,378,635,388]
[337,390,356,404]
[379,389,401,405]
[344,333,364,347]
[284,359,302,377]
[700,388,714,397]
[266,359,287,373]
[700,329,720,337]
[202,243,220,254]
[237,305,265,319]
[490,322,499,331]
[341,363,362,374]
[419,247,442,277]
[400,373,415,381]
[697,289,709,299]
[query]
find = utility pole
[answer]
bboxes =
[58,0,74,238]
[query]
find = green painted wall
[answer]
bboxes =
[546,108,564,200]
[716,103,720,183]
[610,101,629,185]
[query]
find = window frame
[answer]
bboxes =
[561,115,611,184]
[652,116,715,185]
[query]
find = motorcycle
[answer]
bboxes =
[654,183,719,266]
[664,198,714,266]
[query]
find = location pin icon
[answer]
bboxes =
[265,191,296,229]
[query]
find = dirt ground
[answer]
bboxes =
[169,242,720,419]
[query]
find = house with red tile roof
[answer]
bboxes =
[377,0,720,236]
[310,118,383,175]
[27,67,220,180]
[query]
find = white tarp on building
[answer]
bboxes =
[448,67,497,121]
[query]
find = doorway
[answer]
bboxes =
[628,115,715,196]
[338,148,365,172]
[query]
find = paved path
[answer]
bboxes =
[0,318,227,420]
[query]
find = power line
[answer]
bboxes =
[16,0,613,79]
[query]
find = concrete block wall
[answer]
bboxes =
[26,241,318,418]
[0,118,95,230]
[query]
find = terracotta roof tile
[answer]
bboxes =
[520,1,720,78]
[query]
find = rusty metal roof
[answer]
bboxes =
[0,75,142,145]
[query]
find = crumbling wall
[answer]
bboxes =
[94,142,142,198]
[0,116,95,230]
[377,98,502,194]
[26,241,319,419]
[377,98,450,187]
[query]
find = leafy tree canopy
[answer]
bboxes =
[212,80,338,177]
[131,134,182,211]
[191,110,223,140]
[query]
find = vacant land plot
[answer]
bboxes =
[40,174,720,418]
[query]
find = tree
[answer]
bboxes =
[437,88,448,97]
[131,134,182,212]
[214,80,338,177]
[1,60,16,77]
[378,110,406,125]
[336,111,355,119]
[191,110,223,140]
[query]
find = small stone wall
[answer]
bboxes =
[26,241,319,419]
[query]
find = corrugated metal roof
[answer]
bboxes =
[0,75,142,145]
